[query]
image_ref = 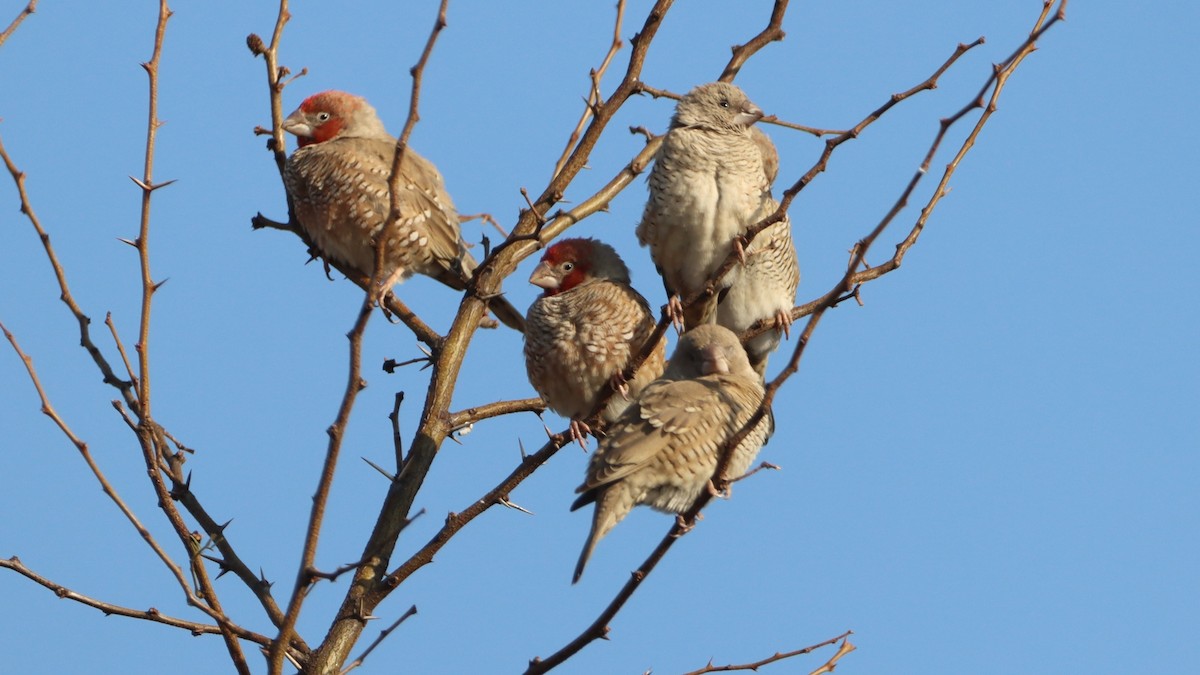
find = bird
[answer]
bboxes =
[636,82,769,331]
[524,238,665,446]
[570,324,772,582]
[715,125,800,377]
[280,90,524,331]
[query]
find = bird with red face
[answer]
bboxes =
[525,238,665,446]
[280,90,524,331]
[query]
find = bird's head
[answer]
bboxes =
[672,82,763,132]
[666,324,755,380]
[528,238,630,296]
[282,90,390,147]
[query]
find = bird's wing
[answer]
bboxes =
[580,378,726,491]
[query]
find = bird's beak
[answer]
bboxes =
[281,111,312,138]
[735,105,764,128]
[529,261,559,290]
[700,344,731,375]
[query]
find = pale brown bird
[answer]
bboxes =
[715,125,799,377]
[571,324,772,582]
[525,238,666,446]
[281,90,524,331]
[636,82,768,331]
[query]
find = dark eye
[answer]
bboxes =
[719,98,730,108]
[316,112,331,122]
[562,262,575,272]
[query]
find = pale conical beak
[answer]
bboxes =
[281,111,312,138]
[700,344,731,375]
[529,261,559,290]
[735,105,764,128]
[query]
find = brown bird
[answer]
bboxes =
[571,324,772,582]
[715,125,799,377]
[636,82,769,331]
[525,238,665,446]
[281,90,524,331]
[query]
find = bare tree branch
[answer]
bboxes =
[718,0,788,82]
[339,605,418,675]
[0,0,37,49]
[680,630,853,675]
[551,0,626,180]
[0,556,272,644]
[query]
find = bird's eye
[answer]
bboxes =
[316,112,331,123]
[562,262,575,272]
[719,98,730,108]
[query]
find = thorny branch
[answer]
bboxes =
[680,630,853,675]
[339,605,418,675]
[2,14,296,663]
[0,556,272,645]
[550,0,626,180]
[128,4,253,672]
[385,435,563,587]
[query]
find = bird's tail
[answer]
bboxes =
[438,249,527,333]
[572,488,629,583]
[486,295,527,333]
[572,527,600,585]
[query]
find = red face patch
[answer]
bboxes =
[541,239,593,294]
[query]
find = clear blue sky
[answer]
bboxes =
[2,2,1196,673]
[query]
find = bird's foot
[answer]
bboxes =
[672,514,697,536]
[609,372,631,401]
[569,419,593,451]
[667,295,686,333]
[774,307,794,339]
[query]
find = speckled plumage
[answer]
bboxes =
[636,82,769,330]
[570,324,772,582]
[282,90,524,330]
[525,239,665,431]
[716,121,800,377]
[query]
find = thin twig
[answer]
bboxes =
[0,556,272,644]
[808,638,857,675]
[0,321,246,641]
[0,137,137,407]
[718,0,788,82]
[446,397,547,429]
[339,605,418,675]
[268,296,372,674]
[551,0,626,180]
[385,437,565,586]
[0,0,37,49]
[680,630,853,675]
[130,5,252,671]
